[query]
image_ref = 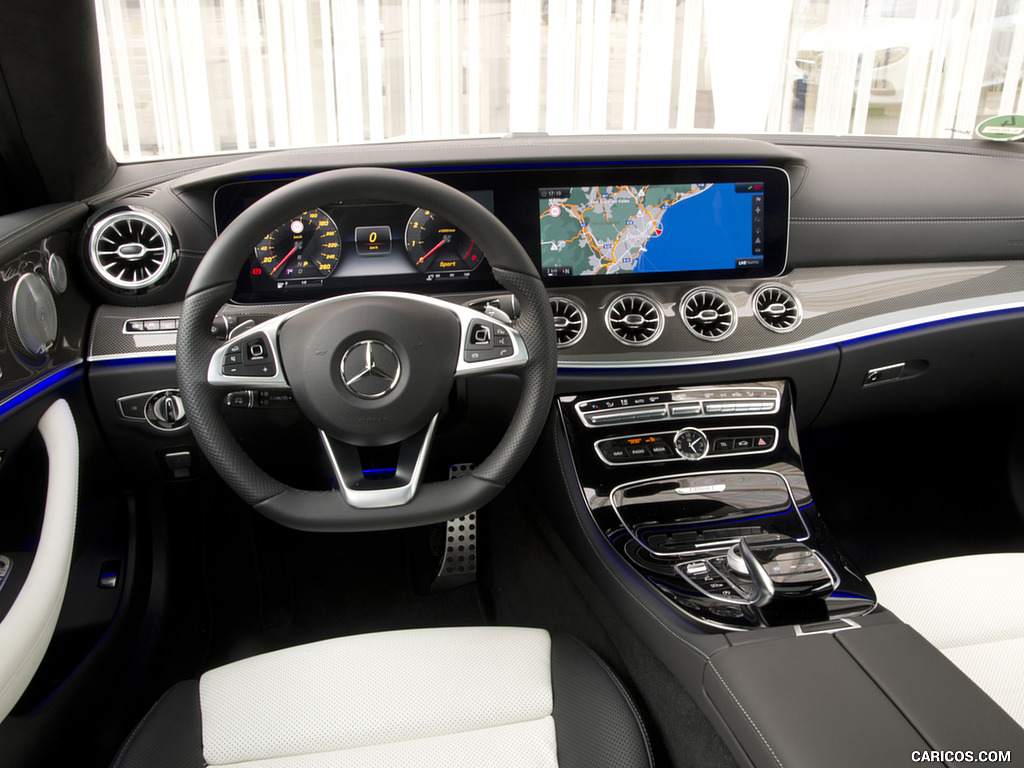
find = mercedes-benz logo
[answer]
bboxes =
[340,340,401,399]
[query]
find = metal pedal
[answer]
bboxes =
[430,463,478,591]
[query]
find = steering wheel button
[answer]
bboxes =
[468,322,493,348]
[464,348,501,362]
[242,361,277,377]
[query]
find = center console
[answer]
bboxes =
[557,380,874,630]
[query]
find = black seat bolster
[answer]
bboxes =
[110,681,205,768]
[551,634,655,768]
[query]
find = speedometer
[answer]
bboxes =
[254,209,340,282]
[404,208,484,274]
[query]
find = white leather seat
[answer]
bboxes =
[110,626,653,768]
[871,553,1024,727]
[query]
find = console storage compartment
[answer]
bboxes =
[705,614,1024,768]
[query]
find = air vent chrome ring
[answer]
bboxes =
[680,287,737,341]
[752,285,802,333]
[605,293,664,346]
[550,296,588,348]
[88,209,176,291]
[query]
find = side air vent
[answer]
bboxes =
[88,210,176,291]
[550,297,587,347]
[680,288,737,341]
[753,285,802,332]
[605,293,664,346]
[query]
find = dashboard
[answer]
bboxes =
[5,134,1024,428]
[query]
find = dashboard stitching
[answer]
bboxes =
[170,188,216,236]
[771,136,1024,160]
[552,420,711,663]
[86,161,228,204]
[0,204,82,249]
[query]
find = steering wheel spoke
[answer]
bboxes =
[453,304,529,376]
[320,414,438,509]
[207,316,290,389]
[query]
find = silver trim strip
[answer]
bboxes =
[88,352,176,363]
[794,617,861,637]
[319,413,438,509]
[608,469,810,559]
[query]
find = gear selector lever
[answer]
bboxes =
[732,533,834,606]
[675,533,834,607]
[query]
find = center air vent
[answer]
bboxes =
[605,293,664,346]
[88,210,176,291]
[550,297,588,347]
[680,288,736,341]
[753,285,802,332]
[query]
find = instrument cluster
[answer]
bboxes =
[223,186,499,302]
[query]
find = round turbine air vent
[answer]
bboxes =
[550,297,587,348]
[88,210,176,291]
[680,288,736,341]
[605,293,664,346]
[753,285,802,333]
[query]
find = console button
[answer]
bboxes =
[670,403,702,417]
[734,437,754,451]
[627,446,650,460]
[649,442,672,458]
[600,444,628,462]
[711,437,734,454]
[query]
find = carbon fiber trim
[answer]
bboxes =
[554,261,1024,367]
[89,261,1024,368]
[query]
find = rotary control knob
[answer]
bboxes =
[145,390,187,430]
[673,427,709,461]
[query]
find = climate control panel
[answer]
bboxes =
[575,385,780,428]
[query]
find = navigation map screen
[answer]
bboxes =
[538,178,783,283]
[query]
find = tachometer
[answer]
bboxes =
[404,208,484,274]
[254,209,340,282]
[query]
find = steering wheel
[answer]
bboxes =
[176,168,557,531]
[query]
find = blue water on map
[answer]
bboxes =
[637,186,753,272]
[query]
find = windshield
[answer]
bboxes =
[96,0,1024,161]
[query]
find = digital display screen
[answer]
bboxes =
[538,182,767,279]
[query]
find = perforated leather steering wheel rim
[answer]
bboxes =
[176,168,556,531]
